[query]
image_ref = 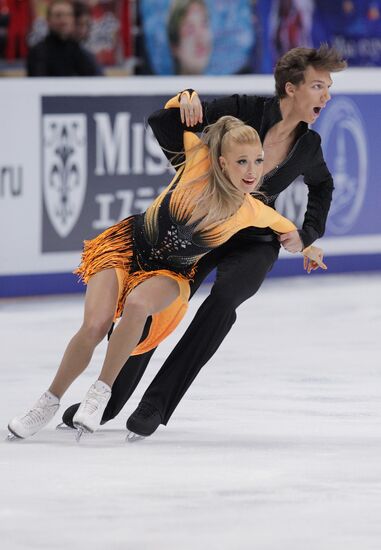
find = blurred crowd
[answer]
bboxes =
[0,0,131,75]
[0,0,380,76]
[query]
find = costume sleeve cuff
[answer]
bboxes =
[164,89,198,109]
[298,228,318,249]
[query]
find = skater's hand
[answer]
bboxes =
[278,230,303,253]
[302,245,327,273]
[180,92,203,127]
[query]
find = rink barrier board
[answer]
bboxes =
[1,253,381,298]
[1,73,380,297]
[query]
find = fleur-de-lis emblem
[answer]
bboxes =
[43,115,87,238]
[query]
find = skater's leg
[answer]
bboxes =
[128,240,279,434]
[49,268,119,398]
[61,343,155,427]
[77,244,220,429]
[99,228,221,424]
[98,275,180,387]
[73,275,181,433]
[102,347,156,421]
[8,268,119,439]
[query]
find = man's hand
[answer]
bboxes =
[278,231,303,253]
[180,92,203,127]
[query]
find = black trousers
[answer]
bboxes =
[100,235,280,424]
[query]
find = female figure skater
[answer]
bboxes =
[7,96,326,441]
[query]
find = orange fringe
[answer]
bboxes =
[74,216,196,355]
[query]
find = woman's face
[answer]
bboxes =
[172,2,212,75]
[219,141,264,194]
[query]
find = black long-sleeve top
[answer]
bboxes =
[27,31,102,77]
[148,94,334,247]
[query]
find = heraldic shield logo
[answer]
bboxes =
[43,115,87,238]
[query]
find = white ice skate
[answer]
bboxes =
[7,391,60,440]
[72,380,111,441]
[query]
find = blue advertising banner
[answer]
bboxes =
[255,0,381,73]
[313,0,381,67]
[255,0,315,73]
[316,94,377,237]
[40,91,381,273]
[139,0,254,75]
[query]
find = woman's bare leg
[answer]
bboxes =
[49,269,119,398]
[98,275,180,387]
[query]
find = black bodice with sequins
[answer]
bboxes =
[132,199,211,277]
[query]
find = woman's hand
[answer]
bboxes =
[278,230,303,253]
[180,92,203,127]
[302,245,327,273]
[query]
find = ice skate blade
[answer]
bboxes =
[56,422,75,431]
[126,431,146,443]
[6,432,22,442]
[73,424,92,442]
[6,426,22,441]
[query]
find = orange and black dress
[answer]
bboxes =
[75,107,297,356]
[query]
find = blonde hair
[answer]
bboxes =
[184,116,263,229]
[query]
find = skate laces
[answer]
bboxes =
[22,399,58,427]
[23,408,50,427]
[82,387,109,416]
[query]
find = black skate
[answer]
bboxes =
[57,402,108,431]
[126,402,162,443]
[56,403,79,430]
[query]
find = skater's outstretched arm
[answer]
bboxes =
[148,90,258,167]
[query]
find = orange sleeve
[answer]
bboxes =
[251,198,297,233]
[178,132,209,184]
[164,95,182,109]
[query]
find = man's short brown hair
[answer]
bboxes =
[274,44,347,98]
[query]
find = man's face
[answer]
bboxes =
[288,66,333,124]
[48,2,75,39]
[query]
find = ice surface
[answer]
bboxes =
[1,273,380,550]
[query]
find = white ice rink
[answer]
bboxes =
[1,273,380,550]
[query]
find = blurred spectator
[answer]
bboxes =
[167,0,212,75]
[26,0,102,76]
[73,0,91,42]
[73,0,103,75]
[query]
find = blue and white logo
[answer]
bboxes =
[43,115,87,238]
[319,98,368,235]
[274,176,307,228]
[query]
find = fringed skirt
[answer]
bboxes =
[74,216,193,355]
